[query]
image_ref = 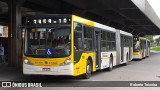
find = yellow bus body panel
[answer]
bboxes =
[24,15,97,76]
[72,15,94,26]
[72,15,96,76]
[133,50,143,59]
[24,56,72,66]
[73,52,96,76]
[133,37,143,59]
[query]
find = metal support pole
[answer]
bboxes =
[131,29,135,34]
[8,0,24,67]
[106,20,111,25]
[137,32,142,36]
[8,0,13,66]
[121,25,126,30]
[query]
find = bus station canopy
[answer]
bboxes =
[0,0,160,36]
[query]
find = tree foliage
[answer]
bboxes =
[144,35,154,43]
[155,37,160,46]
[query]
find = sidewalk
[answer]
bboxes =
[0,51,159,82]
[0,64,22,81]
[0,62,8,68]
[150,50,160,53]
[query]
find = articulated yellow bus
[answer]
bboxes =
[23,14,133,78]
[133,36,150,59]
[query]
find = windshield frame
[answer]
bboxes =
[133,39,140,52]
[24,24,72,58]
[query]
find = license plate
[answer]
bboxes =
[42,68,51,71]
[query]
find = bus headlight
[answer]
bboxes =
[60,58,71,66]
[24,59,28,64]
[23,58,33,65]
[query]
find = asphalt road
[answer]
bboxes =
[1,51,160,90]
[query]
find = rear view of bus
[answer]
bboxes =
[133,37,141,59]
[146,39,151,57]
[133,36,149,59]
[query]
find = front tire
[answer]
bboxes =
[142,51,145,59]
[124,54,129,66]
[82,60,92,79]
[107,57,113,71]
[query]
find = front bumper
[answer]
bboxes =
[133,54,141,59]
[23,63,74,76]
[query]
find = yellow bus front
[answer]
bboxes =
[23,15,96,77]
[23,15,75,76]
[133,37,143,59]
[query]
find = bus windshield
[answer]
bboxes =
[24,26,71,58]
[133,40,140,52]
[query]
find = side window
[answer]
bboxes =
[127,37,129,47]
[101,30,107,51]
[145,40,146,49]
[112,42,116,50]
[130,37,133,47]
[74,22,82,31]
[111,33,115,41]
[84,26,93,51]
[107,32,110,50]
[144,40,146,49]
[107,32,116,51]
[111,33,116,50]
[122,35,132,47]
[101,30,106,40]
[84,26,93,38]
[140,40,143,49]
[74,22,83,51]
[107,32,110,41]
[121,35,123,46]
[148,41,150,47]
[107,42,112,51]
[124,36,127,47]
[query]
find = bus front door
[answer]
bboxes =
[121,35,124,62]
[95,31,101,69]
[129,37,132,60]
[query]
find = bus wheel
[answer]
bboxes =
[142,51,145,59]
[107,56,113,71]
[144,52,146,59]
[82,60,92,79]
[124,54,129,66]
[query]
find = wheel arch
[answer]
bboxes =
[87,56,93,72]
[110,53,113,62]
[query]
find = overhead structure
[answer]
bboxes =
[0,0,159,66]
[0,0,159,36]
[131,0,160,30]
[62,0,160,36]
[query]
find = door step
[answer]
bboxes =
[96,67,100,70]
[96,65,101,70]
[96,65,99,68]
